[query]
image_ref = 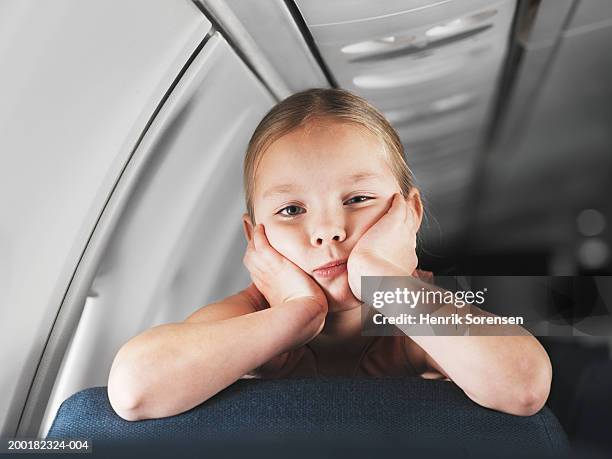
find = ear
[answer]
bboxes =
[242,213,255,243]
[405,188,423,233]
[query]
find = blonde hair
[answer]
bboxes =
[243,88,417,225]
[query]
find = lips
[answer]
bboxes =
[313,259,348,279]
[313,258,348,272]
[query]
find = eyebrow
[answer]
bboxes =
[262,172,382,199]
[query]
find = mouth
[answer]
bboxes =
[313,259,348,279]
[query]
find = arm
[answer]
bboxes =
[107,290,325,421]
[383,268,552,416]
[186,283,291,377]
[347,193,552,416]
[413,334,552,416]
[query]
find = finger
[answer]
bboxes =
[386,192,400,215]
[253,224,282,263]
[389,192,406,222]
[401,194,410,223]
[246,232,255,252]
[409,228,418,250]
[252,224,266,251]
[401,193,419,227]
[408,204,419,232]
[243,248,258,272]
[404,198,413,225]
[257,224,278,256]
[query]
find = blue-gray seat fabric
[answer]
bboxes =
[47,377,568,454]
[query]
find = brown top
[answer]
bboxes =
[242,269,447,380]
[257,334,421,378]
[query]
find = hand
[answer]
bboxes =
[243,223,328,314]
[347,192,419,300]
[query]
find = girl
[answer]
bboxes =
[107,88,552,422]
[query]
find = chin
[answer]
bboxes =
[319,274,362,312]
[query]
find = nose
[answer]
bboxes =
[310,215,347,246]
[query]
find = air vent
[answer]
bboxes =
[385,93,475,126]
[353,57,465,89]
[341,34,419,55]
[345,25,493,63]
[425,9,498,38]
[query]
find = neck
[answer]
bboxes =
[312,302,370,353]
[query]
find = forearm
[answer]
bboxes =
[411,334,552,416]
[414,297,552,415]
[108,299,324,420]
[366,270,552,415]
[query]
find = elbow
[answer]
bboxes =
[509,379,550,416]
[469,376,550,417]
[107,382,143,421]
[468,352,552,417]
[108,392,142,422]
[506,356,553,417]
[107,350,146,421]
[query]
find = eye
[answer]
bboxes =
[277,204,305,218]
[345,195,373,205]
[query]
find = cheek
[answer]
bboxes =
[264,224,307,264]
[354,205,387,236]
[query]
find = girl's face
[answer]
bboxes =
[244,120,406,312]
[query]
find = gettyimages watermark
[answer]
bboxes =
[360,275,612,336]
